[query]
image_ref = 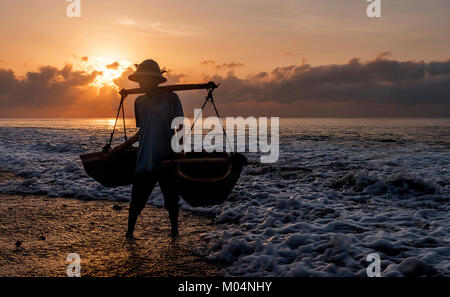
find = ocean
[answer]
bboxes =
[0,118,449,276]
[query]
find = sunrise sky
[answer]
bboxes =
[0,0,449,117]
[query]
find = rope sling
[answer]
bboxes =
[103,93,128,152]
[104,82,232,152]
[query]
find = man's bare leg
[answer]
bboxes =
[169,207,179,237]
[127,174,157,239]
[126,199,146,239]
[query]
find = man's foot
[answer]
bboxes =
[125,231,134,240]
[168,208,179,238]
[170,228,179,238]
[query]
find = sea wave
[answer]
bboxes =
[0,119,449,276]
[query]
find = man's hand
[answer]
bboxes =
[112,142,131,152]
[112,131,140,152]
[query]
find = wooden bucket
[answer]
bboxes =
[160,152,247,207]
[80,147,138,188]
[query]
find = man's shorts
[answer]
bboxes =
[131,171,180,211]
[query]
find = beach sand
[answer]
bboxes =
[0,194,223,277]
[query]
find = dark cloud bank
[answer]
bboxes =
[204,57,450,117]
[0,57,449,117]
[0,64,123,117]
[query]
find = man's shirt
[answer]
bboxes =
[134,90,184,173]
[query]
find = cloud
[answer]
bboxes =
[197,55,450,117]
[216,62,245,70]
[427,61,450,76]
[0,65,122,117]
[117,18,137,27]
[116,18,205,37]
[164,69,186,84]
[200,60,245,70]
[375,51,392,61]
[106,61,120,70]
[200,60,215,66]
[0,65,98,107]
[112,66,135,90]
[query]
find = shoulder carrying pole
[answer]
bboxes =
[120,81,218,97]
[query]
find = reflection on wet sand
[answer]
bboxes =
[0,194,222,277]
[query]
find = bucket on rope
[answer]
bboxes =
[80,147,138,188]
[160,152,247,207]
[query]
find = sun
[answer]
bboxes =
[79,57,133,89]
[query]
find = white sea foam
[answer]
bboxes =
[0,118,449,276]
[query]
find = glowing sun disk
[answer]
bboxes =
[80,57,132,89]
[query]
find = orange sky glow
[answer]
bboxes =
[0,0,449,117]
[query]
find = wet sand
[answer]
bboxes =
[0,194,223,277]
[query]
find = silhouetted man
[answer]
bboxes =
[115,59,183,238]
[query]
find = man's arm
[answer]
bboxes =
[113,130,140,151]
